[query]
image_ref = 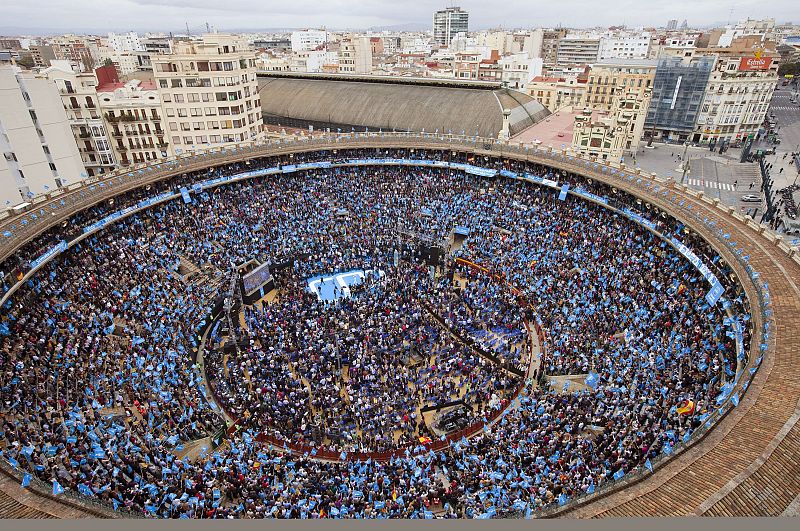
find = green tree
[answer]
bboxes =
[777,62,800,77]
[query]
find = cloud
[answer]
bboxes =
[1,0,795,34]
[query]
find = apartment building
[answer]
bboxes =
[433,6,469,48]
[108,32,144,53]
[338,37,372,74]
[152,34,263,152]
[557,36,601,65]
[597,31,651,60]
[50,35,97,71]
[41,62,116,175]
[291,50,338,73]
[583,59,657,112]
[692,39,779,145]
[541,29,568,65]
[30,45,56,68]
[527,75,587,112]
[499,54,543,89]
[98,78,172,167]
[0,66,85,206]
[290,30,329,53]
[454,51,483,79]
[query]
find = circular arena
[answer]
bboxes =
[0,133,798,519]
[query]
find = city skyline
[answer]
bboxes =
[1,0,797,35]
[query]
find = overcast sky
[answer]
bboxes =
[1,0,796,35]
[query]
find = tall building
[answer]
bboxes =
[433,6,469,48]
[557,36,601,65]
[290,30,329,53]
[667,19,678,31]
[644,55,715,142]
[541,29,568,65]
[107,32,144,53]
[152,34,263,152]
[0,66,86,206]
[597,31,651,60]
[97,78,172,167]
[41,62,117,176]
[338,37,372,75]
[583,59,657,112]
[692,38,779,145]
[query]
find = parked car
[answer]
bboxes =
[740,194,762,203]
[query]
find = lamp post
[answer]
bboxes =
[676,141,690,184]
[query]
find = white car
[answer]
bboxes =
[740,194,762,203]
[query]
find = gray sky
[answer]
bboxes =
[1,0,796,35]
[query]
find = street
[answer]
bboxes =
[634,80,800,228]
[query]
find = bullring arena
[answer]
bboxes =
[0,133,798,518]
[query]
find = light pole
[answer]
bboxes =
[676,141,690,184]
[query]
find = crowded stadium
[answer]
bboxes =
[0,134,782,518]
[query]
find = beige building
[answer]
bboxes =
[97,79,172,167]
[527,76,587,112]
[41,61,117,176]
[338,36,372,75]
[573,87,650,162]
[0,66,86,206]
[693,39,779,145]
[583,59,657,112]
[152,34,263,152]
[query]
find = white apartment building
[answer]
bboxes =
[0,66,86,206]
[598,31,651,60]
[499,54,543,89]
[693,41,779,145]
[291,50,338,73]
[152,34,263,152]
[41,61,116,176]
[108,32,144,53]
[97,79,172,167]
[557,36,601,65]
[338,37,372,75]
[290,30,329,53]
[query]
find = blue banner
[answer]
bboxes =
[30,241,68,270]
[558,184,570,201]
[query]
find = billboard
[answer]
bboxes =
[739,56,772,71]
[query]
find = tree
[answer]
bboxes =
[777,62,800,78]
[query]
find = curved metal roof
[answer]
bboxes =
[257,75,550,138]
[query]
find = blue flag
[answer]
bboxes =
[645,459,653,472]
[21,473,32,488]
[52,480,65,496]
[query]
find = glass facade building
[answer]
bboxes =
[644,56,715,141]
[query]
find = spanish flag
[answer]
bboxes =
[676,399,695,416]
[392,487,397,501]
[418,436,432,444]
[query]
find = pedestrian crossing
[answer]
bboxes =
[769,106,800,112]
[686,179,736,191]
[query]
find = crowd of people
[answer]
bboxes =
[0,147,751,518]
